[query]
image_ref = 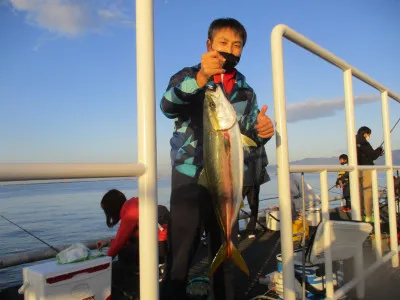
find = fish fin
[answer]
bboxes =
[241,134,257,147]
[243,145,250,153]
[198,169,208,189]
[209,243,227,277]
[230,241,249,276]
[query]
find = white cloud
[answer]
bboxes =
[287,94,380,123]
[10,0,89,37]
[97,4,134,27]
[8,0,134,38]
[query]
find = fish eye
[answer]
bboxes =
[209,101,216,110]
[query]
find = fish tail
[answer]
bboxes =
[230,241,249,276]
[209,242,249,277]
[209,243,227,277]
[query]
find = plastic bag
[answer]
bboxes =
[56,243,89,264]
[56,243,104,264]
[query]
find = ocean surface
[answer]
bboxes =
[0,173,389,289]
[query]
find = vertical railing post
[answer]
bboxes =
[136,0,159,299]
[271,25,296,300]
[343,69,365,298]
[381,90,399,267]
[343,69,361,221]
[320,170,334,299]
[371,169,383,259]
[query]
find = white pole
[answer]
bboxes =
[136,0,159,299]
[343,70,361,221]
[381,90,399,267]
[343,69,365,298]
[371,169,383,259]
[271,25,296,300]
[320,170,334,299]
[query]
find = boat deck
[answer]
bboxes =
[2,208,400,299]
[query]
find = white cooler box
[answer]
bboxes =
[20,256,112,300]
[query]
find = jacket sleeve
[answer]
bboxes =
[336,173,341,185]
[107,206,139,258]
[160,67,203,119]
[240,93,271,146]
[362,142,382,161]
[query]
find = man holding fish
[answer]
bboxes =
[160,18,274,300]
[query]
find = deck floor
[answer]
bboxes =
[2,207,400,299]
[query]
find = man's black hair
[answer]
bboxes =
[101,189,126,228]
[357,126,371,136]
[208,18,247,46]
[339,154,348,161]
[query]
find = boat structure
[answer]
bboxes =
[1,7,400,300]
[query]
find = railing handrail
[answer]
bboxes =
[289,164,400,173]
[272,24,400,103]
[0,237,113,269]
[0,163,146,182]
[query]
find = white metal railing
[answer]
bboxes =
[271,24,400,300]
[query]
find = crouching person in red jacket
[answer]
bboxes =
[97,189,170,277]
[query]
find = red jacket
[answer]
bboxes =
[107,197,168,258]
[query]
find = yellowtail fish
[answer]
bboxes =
[199,85,256,277]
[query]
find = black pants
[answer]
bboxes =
[118,240,139,268]
[160,168,238,300]
[242,185,260,232]
[343,185,351,209]
[159,240,168,264]
[113,241,140,298]
[344,196,351,209]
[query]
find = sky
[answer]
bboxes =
[1,0,399,176]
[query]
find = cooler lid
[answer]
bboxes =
[25,255,112,283]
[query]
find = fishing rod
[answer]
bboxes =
[311,185,342,196]
[0,214,60,253]
[246,196,279,206]
[328,184,337,192]
[240,209,267,231]
[379,117,400,148]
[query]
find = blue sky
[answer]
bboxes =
[1,0,399,175]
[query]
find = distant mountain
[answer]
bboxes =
[267,149,400,174]
[290,156,338,165]
[376,149,400,166]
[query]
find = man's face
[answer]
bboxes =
[207,27,243,57]
[339,159,347,165]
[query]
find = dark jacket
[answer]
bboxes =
[243,145,270,187]
[356,134,382,165]
[160,64,269,178]
[336,168,350,198]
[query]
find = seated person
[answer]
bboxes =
[290,173,321,218]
